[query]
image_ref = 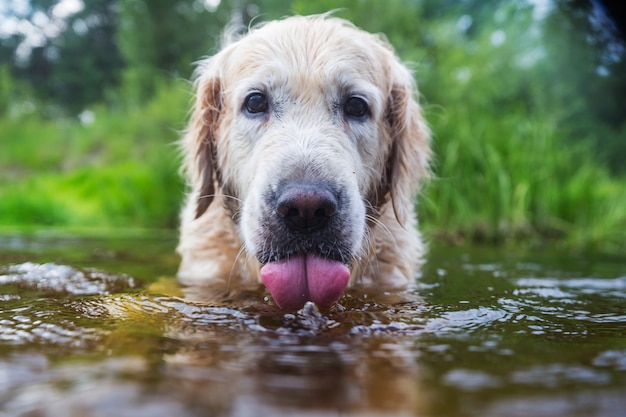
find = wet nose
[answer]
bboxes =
[276,182,338,233]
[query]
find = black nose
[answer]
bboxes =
[276,182,338,233]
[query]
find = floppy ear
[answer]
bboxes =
[181,61,224,219]
[386,63,432,226]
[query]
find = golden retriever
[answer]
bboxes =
[177,15,431,309]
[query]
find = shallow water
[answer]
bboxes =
[1,233,625,417]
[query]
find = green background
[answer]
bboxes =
[1,0,624,252]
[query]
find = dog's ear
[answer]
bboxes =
[182,60,224,219]
[385,62,432,226]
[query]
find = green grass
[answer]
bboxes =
[409,12,626,252]
[1,1,625,253]
[419,104,626,251]
[1,78,624,253]
[0,80,189,229]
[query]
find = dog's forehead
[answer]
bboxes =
[223,19,390,89]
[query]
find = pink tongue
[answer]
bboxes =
[260,255,350,310]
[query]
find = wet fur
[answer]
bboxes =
[177,15,431,295]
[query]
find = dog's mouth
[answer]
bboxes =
[260,254,350,310]
[253,180,358,309]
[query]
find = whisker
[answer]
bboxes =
[227,244,249,292]
[221,193,244,204]
[365,213,397,247]
[363,198,396,242]
[362,226,377,267]
[196,193,243,204]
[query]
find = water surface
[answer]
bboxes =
[1,233,625,416]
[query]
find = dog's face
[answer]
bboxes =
[185,17,430,309]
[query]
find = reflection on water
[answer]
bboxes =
[0,235,625,416]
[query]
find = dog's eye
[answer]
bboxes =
[244,92,269,115]
[343,96,369,119]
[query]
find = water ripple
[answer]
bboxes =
[515,276,626,304]
[0,262,136,296]
[0,304,105,347]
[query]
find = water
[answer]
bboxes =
[1,233,625,417]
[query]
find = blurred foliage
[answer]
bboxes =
[1,0,123,115]
[0,79,188,228]
[116,0,229,104]
[0,0,625,251]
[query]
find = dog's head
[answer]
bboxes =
[182,15,430,309]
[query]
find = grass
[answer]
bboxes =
[1,78,624,253]
[1,0,625,253]
[419,105,626,251]
[0,80,189,229]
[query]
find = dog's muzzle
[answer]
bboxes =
[258,181,353,309]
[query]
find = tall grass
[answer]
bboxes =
[1,76,624,251]
[1,1,625,252]
[414,13,626,251]
[419,105,626,250]
[0,80,189,229]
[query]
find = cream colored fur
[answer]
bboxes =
[177,15,431,296]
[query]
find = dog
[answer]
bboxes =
[176,15,431,309]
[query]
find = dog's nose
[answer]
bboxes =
[276,183,338,233]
